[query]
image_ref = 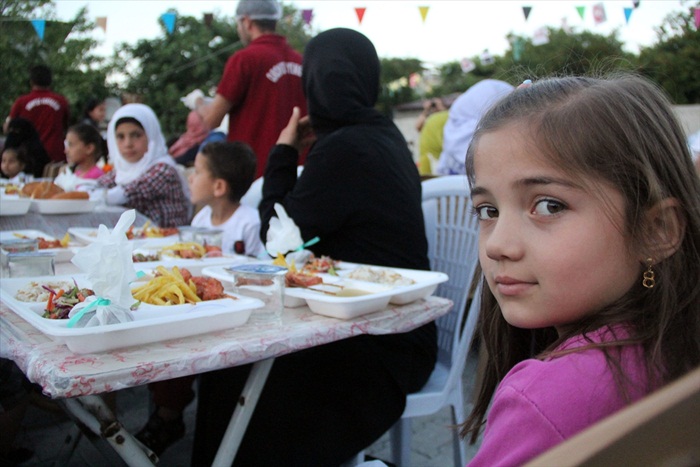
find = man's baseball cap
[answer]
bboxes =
[236,0,282,21]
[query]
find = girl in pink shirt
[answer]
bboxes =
[463,75,700,466]
[64,123,105,179]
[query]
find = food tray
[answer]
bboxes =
[30,199,97,214]
[202,263,448,320]
[134,254,251,277]
[0,230,79,263]
[0,196,31,216]
[68,227,179,246]
[0,274,264,354]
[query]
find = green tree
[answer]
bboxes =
[377,57,424,115]
[0,0,111,125]
[113,4,312,138]
[638,3,700,104]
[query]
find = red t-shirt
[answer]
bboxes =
[10,89,70,162]
[217,34,306,177]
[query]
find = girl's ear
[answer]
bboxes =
[213,178,228,198]
[643,198,686,261]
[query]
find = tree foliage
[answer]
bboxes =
[0,0,112,124]
[113,4,312,137]
[1,0,697,139]
[638,3,700,104]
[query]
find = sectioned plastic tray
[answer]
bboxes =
[0,274,264,354]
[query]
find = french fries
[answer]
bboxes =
[131,266,201,305]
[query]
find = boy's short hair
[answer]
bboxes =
[29,65,52,87]
[200,141,257,203]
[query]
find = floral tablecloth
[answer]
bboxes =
[0,296,452,399]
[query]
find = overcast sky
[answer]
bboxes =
[53,0,687,66]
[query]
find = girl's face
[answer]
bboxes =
[1,149,24,178]
[188,153,216,205]
[89,102,107,123]
[115,122,148,163]
[65,131,94,165]
[471,124,640,333]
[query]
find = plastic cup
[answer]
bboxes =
[227,264,287,324]
[7,252,55,278]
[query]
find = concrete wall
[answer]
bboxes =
[395,104,700,164]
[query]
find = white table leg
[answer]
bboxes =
[212,358,275,467]
[61,395,157,466]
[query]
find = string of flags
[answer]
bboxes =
[15,2,700,42]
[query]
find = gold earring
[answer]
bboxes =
[642,257,655,289]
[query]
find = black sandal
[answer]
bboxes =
[135,410,185,456]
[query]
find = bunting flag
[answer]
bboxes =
[302,9,313,26]
[203,13,213,28]
[532,27,550,46]
[409,72,421,88]
[522,6,532,21]
[624,7,633,24]
[633,0,640,8]
[512,38,524,62]
[31,19,45,40]
[160,12,176,34]
[576,6,586,20]
[460,58,476,73]
[355,7,366,25]
[418,6,429,23]
[695,8,700,29]
[592,3,607,25]
[480,49,494,65]
[96,16,107,32]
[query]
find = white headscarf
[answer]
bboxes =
[436,79,515,175]
[107,103,178,186]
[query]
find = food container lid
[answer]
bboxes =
[226,264,287,275]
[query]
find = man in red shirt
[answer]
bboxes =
[198,0,306,178]
[4,65,70,163]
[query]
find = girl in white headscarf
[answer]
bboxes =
[97,103,190,227]
[436,79,514,175]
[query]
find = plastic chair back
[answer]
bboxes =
[421,175,480,371]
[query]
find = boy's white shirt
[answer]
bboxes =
[191,204,266,257]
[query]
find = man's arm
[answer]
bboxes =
[198,94,232,130]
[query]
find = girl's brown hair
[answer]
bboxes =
[462,74,700,442]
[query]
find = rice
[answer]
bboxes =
[346,266,415,286]
[15,280,74,302]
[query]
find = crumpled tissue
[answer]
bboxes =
[67,209,138,327]
[54,170,97,193]
[265,203,304,257]
[181,89,205,110]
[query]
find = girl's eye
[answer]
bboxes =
[532,199,566,216]
[474,205,498,220]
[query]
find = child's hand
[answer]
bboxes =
[277,107,316,152]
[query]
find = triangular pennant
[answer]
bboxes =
[633,0,640,8]
[522,6,532,21]
[624,7,633,24]
[31,19,45,40]
[576,6,585,20]
[203,13,213,28]
[96,16,107,32]
[355,7,366,25]
[512,38,524,62]
[695,8,700,29]
[532,27,550,46]
[302,9,313,26]
[419,6,429,23]
[160,12,176,34]
[460,58,476,73]
[593,3,606,24]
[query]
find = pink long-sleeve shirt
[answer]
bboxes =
[469,326,655,467]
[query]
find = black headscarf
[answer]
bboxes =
[302,28,384,137]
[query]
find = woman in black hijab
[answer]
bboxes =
[192,29,437,466]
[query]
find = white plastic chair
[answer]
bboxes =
[351,175,482,467]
